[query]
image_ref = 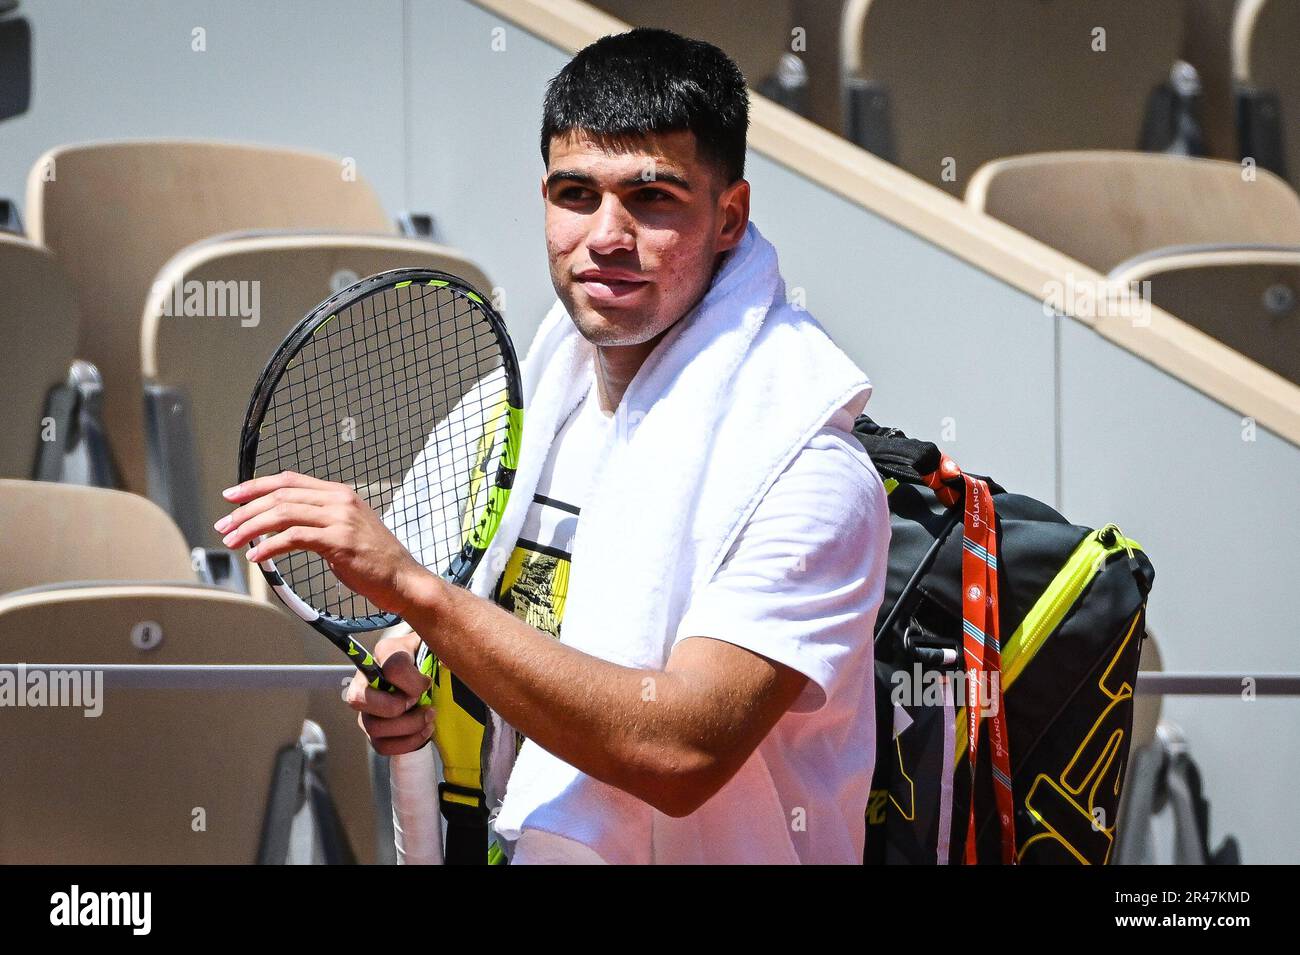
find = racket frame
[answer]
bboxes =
[237,267,522,691]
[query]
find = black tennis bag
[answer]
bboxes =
[854,416,1155,865]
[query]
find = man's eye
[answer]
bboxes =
[558,186,592,201]
[639,188,672,202]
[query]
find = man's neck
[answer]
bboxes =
[592,329,670,415]
[590,249,730,415]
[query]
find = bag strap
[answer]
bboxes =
[958,472,1017,864]
[856,414,1018,862]
[853,414,1006,495]
[853,415,946,484]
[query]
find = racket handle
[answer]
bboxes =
[358,661,402,696]
[337,634,405,695]
[391,744,442,864]
[391,644,440,863]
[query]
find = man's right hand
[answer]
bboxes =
[344,630,435,756]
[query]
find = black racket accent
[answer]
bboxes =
[238,269,523,691]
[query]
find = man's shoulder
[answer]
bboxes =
[726,406,889,570]
[780,408,886,505]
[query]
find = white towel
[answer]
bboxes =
[470,221,873,863]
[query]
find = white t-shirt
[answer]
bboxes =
[495,380,891,864]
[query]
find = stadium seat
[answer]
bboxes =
[0,476,387,863]
[24,140,396,496]
[0,584,309,863]
[0,480,194,592]
[141,232,493,550]
[142,232,494,864]
[0,233,78,480]
[966,151,1300,273]
[840,0,1184,193]
[1116,630,1163,857]
[1109,245,1300,387]
[0,587,312,862]
[1131,631,1164,772]
[594,1,805,111]
[1181,0,1239,160]
[1233,0,1300,190]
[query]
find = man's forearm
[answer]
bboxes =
[398,569,715,814]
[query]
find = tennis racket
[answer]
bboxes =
[238,267,522,864]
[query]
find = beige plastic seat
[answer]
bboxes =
[1182,0,1239,160]
[0,476,384,862]
[141,232,492,549]
[0,479,194,593]
[0,233,79,479]
[1130,630,1164,768]
[786,0,852,133]
[0,585,310,863]
[1118,629,1163,852]
[841,0,1184,194]
[143,233,493,864]
[25,140,395,496]
[966,151,1300,273]
[1110,245,1300,386]
[1233,0,1300,190]
[594,0,798,93]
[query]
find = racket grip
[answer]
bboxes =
[364,666,402,696]
[390,744,443,864]
[342,635,404,695]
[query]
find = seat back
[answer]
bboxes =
[25,140,394,494]
[142,232,493,548]
[1182,0,1239,160]
[0,233,79,479]
[1233,0,1300,189]
[594,0,797,91]
[1110,245,1300,386]
[0,479,194,593]
[0,475,383,861]
[1131,630,1164,760]
[966,151,1300,272]
[142,235,492,862]
[0,585,309,863]
[842,0,1184,193]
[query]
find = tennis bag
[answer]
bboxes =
[855,415,1155,865]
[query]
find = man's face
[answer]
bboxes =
[542,128,750,349]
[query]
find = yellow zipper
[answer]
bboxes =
[953,523,1142,760]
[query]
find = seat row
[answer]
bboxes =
[592,0,1300,194]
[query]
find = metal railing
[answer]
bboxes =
[2,664,1299,695]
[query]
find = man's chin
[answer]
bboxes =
[567,301,661,348]
[571,318,648,348]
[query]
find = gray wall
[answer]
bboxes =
[3,0,1296,861]
[1060,319,1300,862]
[0,0,407,213]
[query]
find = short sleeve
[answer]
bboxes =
[672,415,892,713]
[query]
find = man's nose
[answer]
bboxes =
[586,193,635,256]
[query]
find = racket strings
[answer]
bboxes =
[253,282,511,621]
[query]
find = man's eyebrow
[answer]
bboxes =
[545,169,693,192]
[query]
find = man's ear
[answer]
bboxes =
[717,178,751,253]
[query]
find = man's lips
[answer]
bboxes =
[574,270,650,301]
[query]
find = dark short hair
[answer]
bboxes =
[540,27,749,185]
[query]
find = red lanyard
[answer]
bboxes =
[925,457,1017,864]
[959,473,1016,863]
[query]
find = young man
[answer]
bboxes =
[217,28,890,864]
